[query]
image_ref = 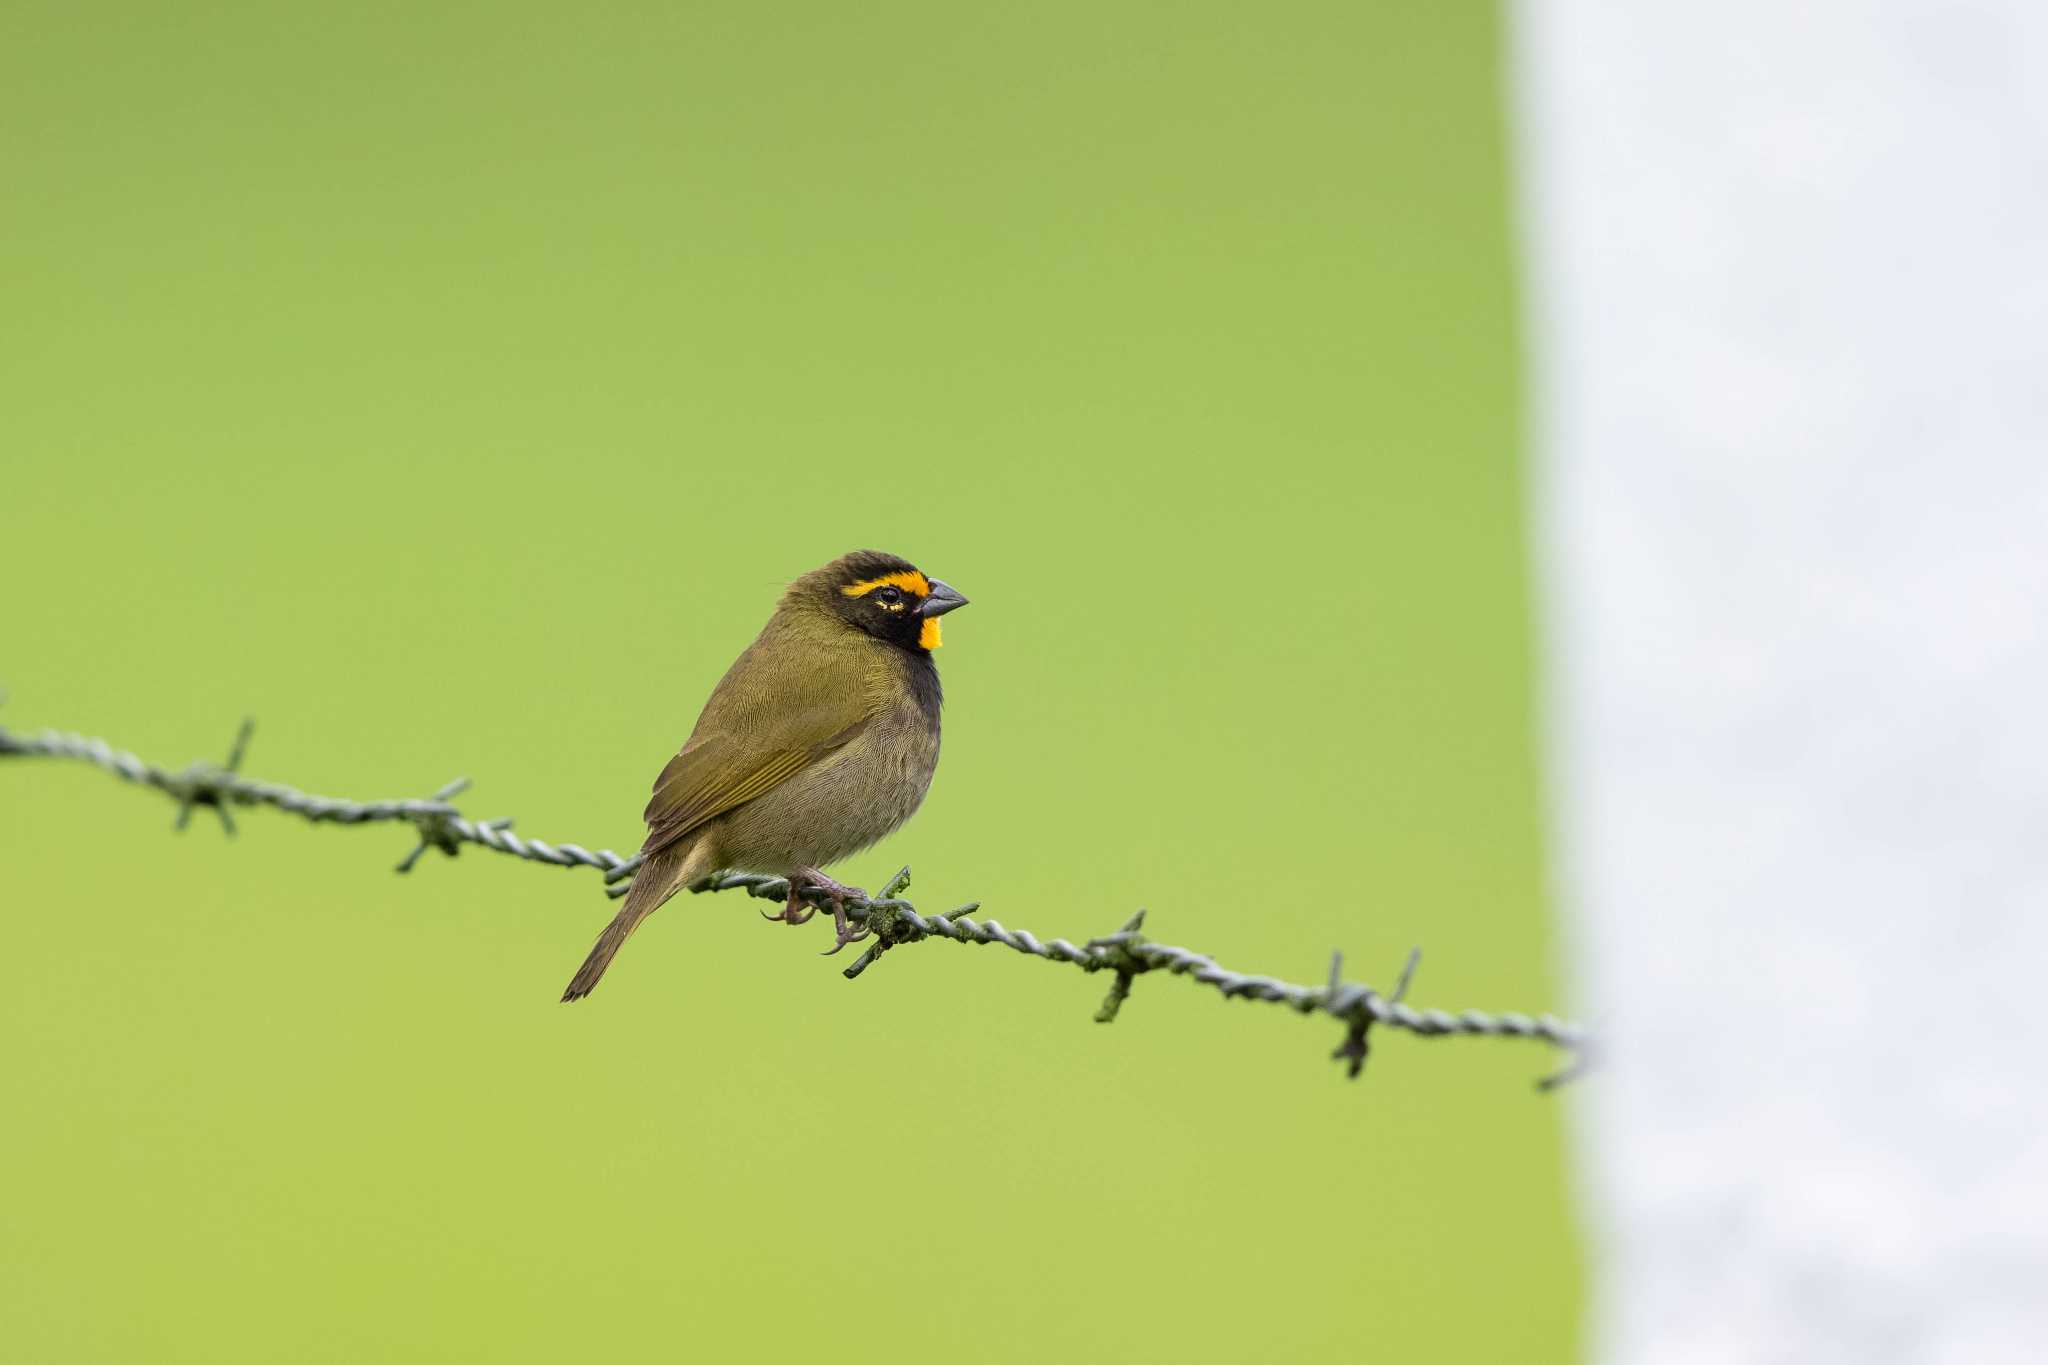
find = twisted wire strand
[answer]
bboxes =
[697,873,1588,1060]
[0,724,636,873]
[2,718,1589,1087]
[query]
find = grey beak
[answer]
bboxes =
[920,579,969,618]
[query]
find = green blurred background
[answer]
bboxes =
[1,2,1576,1359]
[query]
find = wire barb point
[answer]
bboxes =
[395,776,472,874]
[1090,909,1151,1023]
[836,867,920,979]
[1326,947,1420,1081]
[172,716,257,837]
[1536,1041,1595,1093]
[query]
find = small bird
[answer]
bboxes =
[561,550,968,1000]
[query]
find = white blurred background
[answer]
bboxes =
[1513,4,2048,1361]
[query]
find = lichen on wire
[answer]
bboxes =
[0,713,1591,1088]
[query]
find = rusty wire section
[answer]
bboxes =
[2,715,1590,1088]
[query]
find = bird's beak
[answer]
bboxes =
[920,579,969,618]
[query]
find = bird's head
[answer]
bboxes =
[792,550,969,654]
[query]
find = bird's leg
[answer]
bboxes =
[786,867,871,955]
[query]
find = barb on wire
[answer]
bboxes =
[1,712,1591,1088]
[172,716,256,835]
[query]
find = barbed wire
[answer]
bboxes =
[1,713,1591,1088]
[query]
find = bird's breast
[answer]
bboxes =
[714,671,942,875]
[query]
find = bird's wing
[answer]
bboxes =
[639,695,872,857]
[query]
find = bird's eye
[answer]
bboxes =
[875,586,904,605]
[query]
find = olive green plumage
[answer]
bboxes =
[561,550,968,1001]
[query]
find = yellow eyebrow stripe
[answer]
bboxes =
[841,570,930,598]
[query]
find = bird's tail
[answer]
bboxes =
[561,842,701,1002]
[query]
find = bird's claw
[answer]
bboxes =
[820,901,872,956]
[762,890,816,926]
[759,869,871,951]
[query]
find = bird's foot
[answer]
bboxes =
[761,896,806,929]
[760,882,817,926]
[776,867,871,955]
[822,899,873,956]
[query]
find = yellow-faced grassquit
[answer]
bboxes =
[562,550,969,1000]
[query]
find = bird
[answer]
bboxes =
[561,550,969,1001]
